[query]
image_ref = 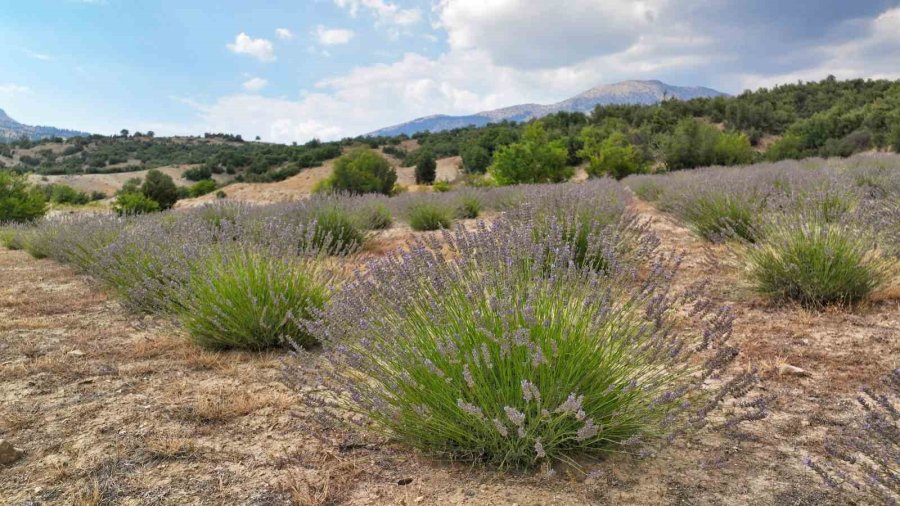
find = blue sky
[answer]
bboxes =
[1,0,899,142]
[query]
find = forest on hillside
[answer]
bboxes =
[3,77,900,182]
[365,76,900,174]
[0,133,342,183]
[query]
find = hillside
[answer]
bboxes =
[368,80,726,137]
[0,108,90,142]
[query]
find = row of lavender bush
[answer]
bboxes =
[624,154,899,307]
[0,178,769,471]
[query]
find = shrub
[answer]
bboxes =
[461,145,491,174]
[744,218,889,307]
[141,169,179,209]
[113,192,160,216]
[184,165,213,181]
[306,205,366,254]
[93,217,212,312]
[581,132,645,180]
[45,183,90,205]
[624,176,663,201]
[0,170,47,223]
[300,219,758,469]
[189,179,217,197]
[407,203,452,231]
[489,122,572,185]
[679,192,762,243]
[455,195,481,219]
[432,180,451,192]
[415,149,437,184]
[354,201,393,230]
[175,246,331,351]
[327,149,397,195]
[805,369,900,504]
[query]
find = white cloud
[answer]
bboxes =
[275,28,294,40]
[182,2,900,145]
[0,84,32,95]
[315,26,355,45]
[437,0,667,69]
[735,7,900,89]
[242,77,268,91]
[333,0,421,26]
[226,33,276,62]
[24,50,53,61]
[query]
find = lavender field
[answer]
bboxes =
[1,154,898,505]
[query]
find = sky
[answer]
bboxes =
[1,0,899,143]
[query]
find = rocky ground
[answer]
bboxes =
[1,200,897,505]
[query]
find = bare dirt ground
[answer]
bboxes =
[1,199,897,505]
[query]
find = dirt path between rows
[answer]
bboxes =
[1,199,897,505]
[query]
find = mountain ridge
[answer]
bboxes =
[0,107,91,142]
[368,80,727,137]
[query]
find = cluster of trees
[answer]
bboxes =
[362,77,900,177]
[1,134,344,182]
[114,169,192,215]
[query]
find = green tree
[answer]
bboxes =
[415,149,437,184]
[460,145,491,174]
[140,169,179,209]
[189,179,217,197]
[662,119,717,170]
[0,170,47,223]
[582,132,644,179]
[328,149,397,195]
[112,192,160,216]
[713,132,755,165]
[119,177,142,195]
[890,121,900,153]
[488,122,571,185]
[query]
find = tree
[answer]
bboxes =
[119,177,142,195]
[713,132,755,165]
[488,122,571,185]
[662,119,719,170]
[140,169,179,209]
[0,170,47,222]
[890,121,900,153]
[582,132,644,180]
[327,149,397,195]
[112,192,160,216]
[120,129,129,138]
[461,145,491,173]
[414,149,437,184]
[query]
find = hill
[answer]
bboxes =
[368,80,726,137]
[0,133,343,184]
[0,108,91,142]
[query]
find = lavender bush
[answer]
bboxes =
[406,202,453,231]
[174,244,333,350]
[806,369,899,504]
[299,217,763,469]
[744,215,891,307]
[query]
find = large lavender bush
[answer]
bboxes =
[744,214,891,307]
[173,244,334,350]
[299,217,763,469]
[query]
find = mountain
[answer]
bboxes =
[368,80,727,137]
[0,108,91,142]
